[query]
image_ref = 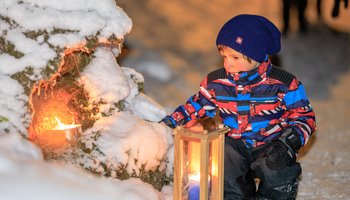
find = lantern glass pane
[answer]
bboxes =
[180,138,216,199]
[210,137,220,199]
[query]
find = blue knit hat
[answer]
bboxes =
[216,14,281,63]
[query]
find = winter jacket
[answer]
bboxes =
[163,60,316,148]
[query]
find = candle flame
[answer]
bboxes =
[53,117,80,130]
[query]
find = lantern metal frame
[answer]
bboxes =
[173,124,229,200]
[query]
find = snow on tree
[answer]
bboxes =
[0,0,174,197]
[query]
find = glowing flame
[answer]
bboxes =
[53,117,80,130]
[188,172,200,182]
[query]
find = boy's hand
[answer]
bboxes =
[185,120,204,133]
[265,128,302,170]
[160,116,176,129]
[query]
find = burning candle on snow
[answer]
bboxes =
[53,117,82,140]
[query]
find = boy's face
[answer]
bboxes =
[219,46,258,74]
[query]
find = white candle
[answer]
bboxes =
[188,173,200,200]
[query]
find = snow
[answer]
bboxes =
[0,133,170,200]
[0,29,57,74]
[0,0,173,199]
[0,133,43,162]
[0,73,28,134]
[0,133,164,200]
[80,48,131,113]
[0,0,132,133]
[126,93,167,122]
[0,0,131,38]
[87,111,173,175]
[48,33,86,48]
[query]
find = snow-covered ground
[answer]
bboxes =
[0,133,169,200]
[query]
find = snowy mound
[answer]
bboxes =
[0,0,132,134]
[0,0,174,199]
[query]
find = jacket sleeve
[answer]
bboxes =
[282,78,316,146]
[162,77,217,128]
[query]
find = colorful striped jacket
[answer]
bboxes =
[163,60,316,148]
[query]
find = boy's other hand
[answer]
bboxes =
[266,128,302,170]
[265,140,295,170]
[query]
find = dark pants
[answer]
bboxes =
[224,137,301,200]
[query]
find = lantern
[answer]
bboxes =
[173,123,229,200]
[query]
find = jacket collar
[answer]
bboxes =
[226,60,271,86]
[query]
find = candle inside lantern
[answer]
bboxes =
[188,173,200,200]
[188,173,212,200]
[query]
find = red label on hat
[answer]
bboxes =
[236,36,243,44]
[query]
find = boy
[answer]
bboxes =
[161,14,316,199]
